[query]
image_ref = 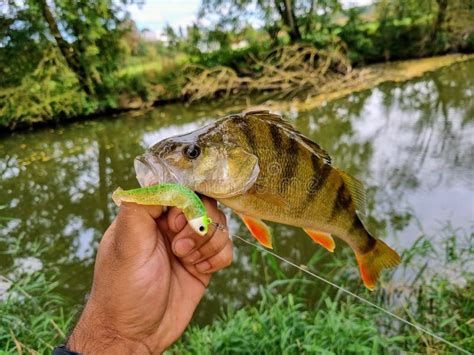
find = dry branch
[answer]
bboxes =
[182,44,353,102]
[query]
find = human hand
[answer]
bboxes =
[66,197,232,354]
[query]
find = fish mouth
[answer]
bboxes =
[134,153,177,187]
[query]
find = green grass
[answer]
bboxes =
[0,273,78,353]
[0,227,472,353]
[170,271,473,354]
[171,292,402,354]
[119,53,189,78]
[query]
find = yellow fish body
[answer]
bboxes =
[135,110,400,290]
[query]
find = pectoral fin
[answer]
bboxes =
[252,189,289,209]
[238,214,273,249]
[303,229,335,253]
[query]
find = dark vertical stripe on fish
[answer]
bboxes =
[234,116,257,152]
[348,217,376,253]
[299,155,332,210]
[360,235,377,254]
[282,135,299,184]
[328,182,353,221]
[269,123,282,151]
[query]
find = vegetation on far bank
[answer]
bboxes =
[1,0,473,131]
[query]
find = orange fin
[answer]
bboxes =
[238,214,273,249]
[356,239,401,291]
[303,229,335,253]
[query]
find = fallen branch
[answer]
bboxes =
[182,44,353,101]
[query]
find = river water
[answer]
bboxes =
[0,60,473,325]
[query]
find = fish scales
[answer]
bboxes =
[219,114,363,246]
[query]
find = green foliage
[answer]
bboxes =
[36,0,134,98]
[169,227,473,353]
[170,278,473,353]
[464,33,474,52]
[171,292,397,354]
[0,273,78,353]
[0,228,472,353]
[1,0,473,129]
[0,4,44,87]
[340,12,438,64]
[0,47,96,128]
[0,0,136,129]
[191,43,270,72]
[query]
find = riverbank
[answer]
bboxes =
[2,53,472,135]
[259,53,474,112]
[181,53,474,116]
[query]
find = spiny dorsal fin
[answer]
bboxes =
[337,169,367,215]
[295,135,332,165]
[244,111,332,165]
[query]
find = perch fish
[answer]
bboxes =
[132,111,401,290]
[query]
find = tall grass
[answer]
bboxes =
[0,225,472,353]
[0,273,78,353]
[0,212,76,353]
[171,291,403,354]
[170,234,473,354]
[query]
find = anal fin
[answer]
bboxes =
[238,214,273,249]
[303,229,335,253]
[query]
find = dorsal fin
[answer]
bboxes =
[295,135,332,165]
[337,168,367,215]
[244,111,332,165]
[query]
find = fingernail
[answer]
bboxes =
[174,238,195,257]
[174,213,187,231]
[196,260,211,273]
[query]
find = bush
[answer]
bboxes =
[341,17,443,64]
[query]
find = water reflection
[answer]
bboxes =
[0,61,473,324]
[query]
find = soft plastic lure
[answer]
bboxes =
[112,183,211,236]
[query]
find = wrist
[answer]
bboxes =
[66,304,152,354]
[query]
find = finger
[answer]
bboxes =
[200,195,217,208]
[111,202,164,258]
[180,223,229,265]
[171,198,227,258]
[194,239,233,274]
[166,207,188,234]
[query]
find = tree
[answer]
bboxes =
[1,0,135,99]
[37,0,94,95]
[199,0,342,44]
[275,0,301,41]
[0,1,50,87]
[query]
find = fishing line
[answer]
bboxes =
[211,224,469,354]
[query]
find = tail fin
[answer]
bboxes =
[356,239,401,290]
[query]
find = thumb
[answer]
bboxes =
[111,202,164,259]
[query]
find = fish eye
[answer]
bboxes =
[199,225,205,232]
[184,144,201,160]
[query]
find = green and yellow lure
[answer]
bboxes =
[112,183,211,236]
